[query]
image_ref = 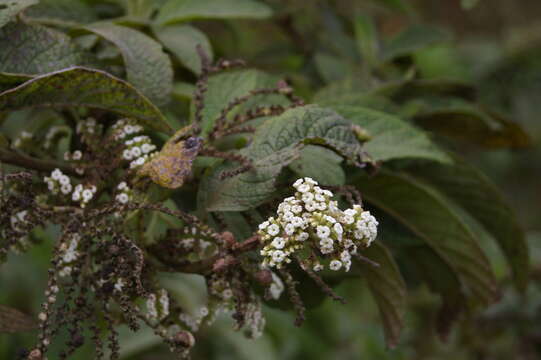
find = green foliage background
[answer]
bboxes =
[1,0,540,359]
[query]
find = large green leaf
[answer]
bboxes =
[381,25,451,61]
[354,171,499,305]
[83,22,173,106]
[153,24,212,75]
[407,157,529,292]
[0,21,86,74]
[0,67,172,133]
[331,105,451,163]
[288,145,345,186]
[410,97,530,148]
[360,242,406,349]
[155,0,272,26]
[201,105,363,211]
[192,69,287,136]
[0,0,38,28]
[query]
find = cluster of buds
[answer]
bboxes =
[258,178,378,272]
[57,233,81,277]
[114,181,132,204]
[44,169,97,208]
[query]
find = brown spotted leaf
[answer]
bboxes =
[138,125,202,189]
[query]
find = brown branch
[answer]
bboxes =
[0,148,76,175]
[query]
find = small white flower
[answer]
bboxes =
[344,209,356,217]
[82,189,93,202]
[315,193,325,202]
[141,143,153,153]
[51,169,63,180]
[316,225,330,239]
[122,149,132,160]
[291,216,304,227]
[72,150,82,160]
[301,192,314,203]
[131,146,142,158]
[258,220,270,230]
[72,191,81,201]
[271,237,286,249]
[297,232,309,241]
[305,177,317,185]
[117,182,127,190]
[284,223,295,235]
[319,237,333,248]
[305,201,316,212]
[316,202,327,211]
[283,211,294,222]
[271,250,286,263]
[297,184,310,193]
[114,278,125,292]
[333,223,343,235]
[329,260,342,271]
[343,215,354,225]
[291,205,303,214]
[267,224,280,236]
[60,183,72,194]
[293,178,304,188]
[116,193,129,204]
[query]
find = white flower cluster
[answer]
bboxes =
[44,168,74,195]
[258,177,378,272]
[146,289,170,321]
[71,183,97,208]
[115,181,132,204]
[13,131,32,148]
[44,169,97,208]
[58,234,81,277]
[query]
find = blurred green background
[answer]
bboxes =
[1,0,540,359]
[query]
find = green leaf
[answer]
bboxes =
[25,0,98,26]
[0,67,172,133]
[0,72,32,92]
[354,15,378,68]
[289,145,345,186]
[360,242,406,349]
[153,24,212,75]
[155,0,272,26]
[407,157,529,292]
[410,97,531,148]
[0,0,38,29]
[83,22,173,106]
[330,105,451,163]
[403,245,464,339]
[354,171,500,305]
[172,82,195,101]
[0,21,87,74]
[375,78,476,102]
[381,25,451,61]
[201,105,363,211]
[192,69,287,136]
